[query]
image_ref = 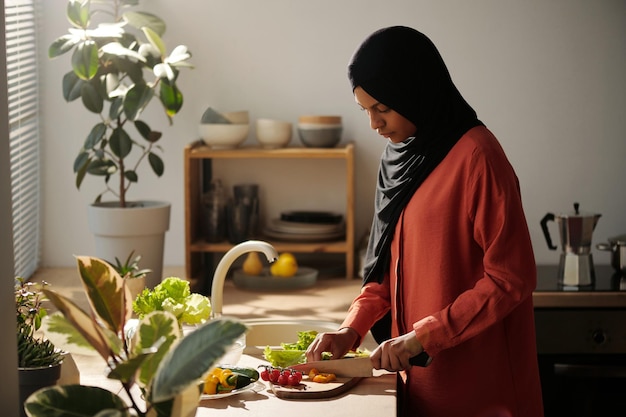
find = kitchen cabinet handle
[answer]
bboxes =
[554,363,626,378]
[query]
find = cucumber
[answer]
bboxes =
[220,366,260,389]
[223,366,260,381]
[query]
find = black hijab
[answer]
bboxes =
[349,26,483,286]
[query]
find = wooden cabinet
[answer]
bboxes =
[184,141,355,288]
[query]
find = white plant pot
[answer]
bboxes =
[87,201,170,289]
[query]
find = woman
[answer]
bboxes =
[305,26,544,417]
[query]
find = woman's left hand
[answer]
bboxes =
[371,330,423,371]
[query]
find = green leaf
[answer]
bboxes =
[75,157,89,189]
[71,39,99,80]
[85,123,107,150]
[148,152,164,177]
[101,42,146,63]
[150,318,247,403]
[123,11,166,37]
[142,26,166,57]
[107,351,152,383]
[73,151,89,174]
[76,256,132,335]
[87,159,117,176]
[160,80,183,116]
[134,311,180,387]
[24,384,129,417]
[124,83,154,121]
[109,97,123,119]
[42,289,114,362]
[109,127,132,159]
[62,71,84,102]
[134,120,151,139]
[80,82,104,113]
[49,34,80,58]
[124,170,138,183]
[66,0,91,29]
[44,312,92,349]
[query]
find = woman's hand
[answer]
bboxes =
[371,330,423,371]
[305,327,360,362]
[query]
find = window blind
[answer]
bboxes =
[5,0,40,278]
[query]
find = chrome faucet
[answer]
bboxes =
[210,240,278,318]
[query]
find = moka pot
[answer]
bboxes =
[540,202,601,286]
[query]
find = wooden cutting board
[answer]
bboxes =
[270,376,363,399]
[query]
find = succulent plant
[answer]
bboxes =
[15,278,63,368]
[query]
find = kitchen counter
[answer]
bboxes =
[49,270,397,416]
[43,264,626,416]
[534,265,626,308]
[195,355,395,417]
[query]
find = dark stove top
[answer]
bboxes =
[536,264,625,293]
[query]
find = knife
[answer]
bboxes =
[291,356,374,378]
[291,352,432,378]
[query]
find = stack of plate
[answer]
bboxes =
[263,211,344,242]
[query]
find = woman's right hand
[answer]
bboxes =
[305,327,360,362]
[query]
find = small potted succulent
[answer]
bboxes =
[24,256,245,417]
[48,0,194,287]
[108,250,152,302]
[15,278,64,417]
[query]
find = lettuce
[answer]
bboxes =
[263,330,319,367]
[263,346,306,368]
[132,277,211,326]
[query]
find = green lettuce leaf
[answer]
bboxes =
[263,330,319,367]
[132,277,211,327]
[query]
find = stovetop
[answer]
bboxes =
[536,264,625,293]
[534,265,626,308]
[535,265,626,292]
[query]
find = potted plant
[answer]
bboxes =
[15,278,64,417]
[48,0,194,287]
[109,250,152,302]
[24,256,246,417]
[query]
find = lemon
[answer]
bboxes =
[270,252,298,278]
[242,252,263,276]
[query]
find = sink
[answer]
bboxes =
[208,241,376,360]
[242,318,341,355]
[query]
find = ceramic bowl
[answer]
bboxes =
[198,123,250,149]
[298,115,342,125]
[255,118,293,149]
[222,110,249,124]
[297,124,342,148]
[200,107,232,124]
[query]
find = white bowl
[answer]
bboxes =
[255,118,293,149]
[198,123,249,149]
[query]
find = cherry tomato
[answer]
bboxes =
[260,369,270,381]
[277,373,289,385]
[287,374,299,386]
[269,368,281,383]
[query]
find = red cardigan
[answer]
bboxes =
[343,126,544,417]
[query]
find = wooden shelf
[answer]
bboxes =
[184,142,355,289]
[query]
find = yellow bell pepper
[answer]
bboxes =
[203,373,219,395]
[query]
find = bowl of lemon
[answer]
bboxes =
[233,252,318,290]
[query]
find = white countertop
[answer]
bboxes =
[195,354,396,417]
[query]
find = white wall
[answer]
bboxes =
[38,0,626,269]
